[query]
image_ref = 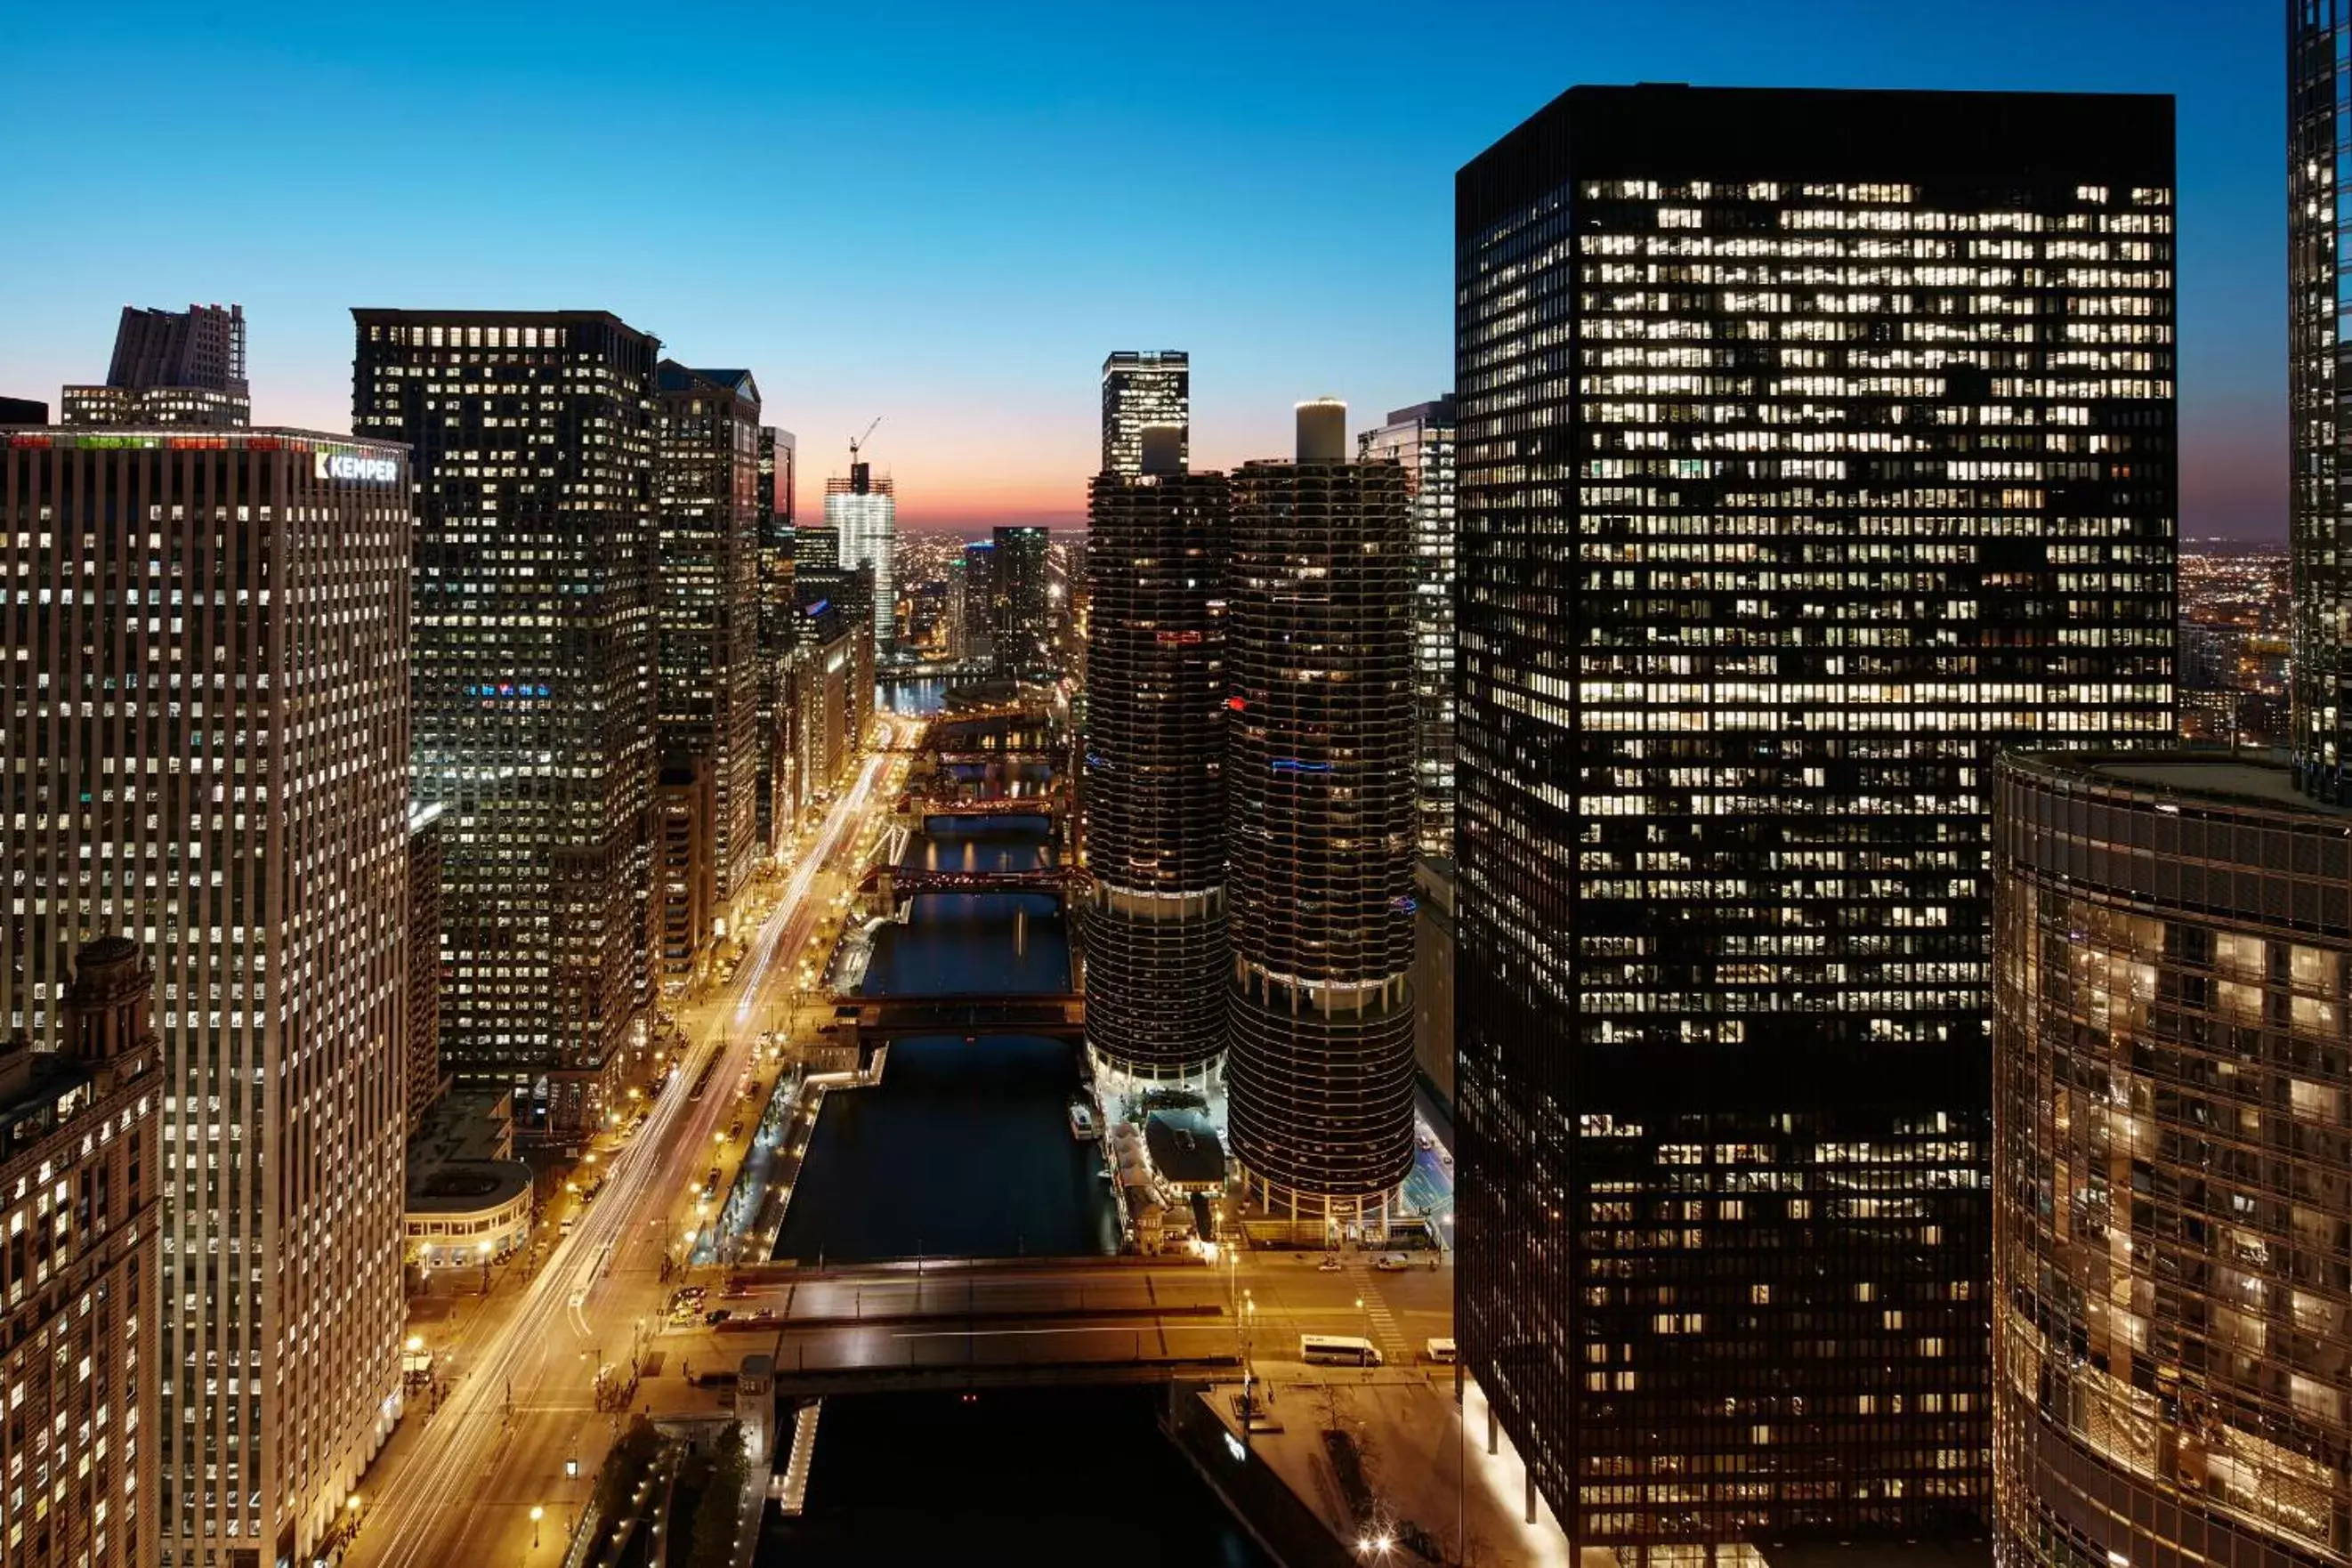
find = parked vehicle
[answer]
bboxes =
[1300,1335,1382,1367]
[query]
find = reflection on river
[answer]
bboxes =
[771,810,1110,1264]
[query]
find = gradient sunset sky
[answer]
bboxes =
[0,0,2277,535]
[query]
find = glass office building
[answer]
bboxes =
[1358,398,1459,857]
[2292,0,2352,801]
[1455,85,2178,1552]
[1992,753,2352,1568]
[354,309,661,1141]
[656,364,763,915]
[1102,350,1190,478]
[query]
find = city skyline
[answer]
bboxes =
[0,0,2277,534]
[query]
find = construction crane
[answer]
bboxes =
[849,416,881,465]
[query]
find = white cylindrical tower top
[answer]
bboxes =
[1295,399,1347,464]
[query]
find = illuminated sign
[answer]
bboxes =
[315,450,399,483]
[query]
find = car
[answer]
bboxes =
[751,1306,775,1321]
[1417,1131,1435,1152]
[704,1308,732,1327]
[1375,1254,1412,1272]
[1317,1253,1344,1273]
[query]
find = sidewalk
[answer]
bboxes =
[1199,1371,1572,1568]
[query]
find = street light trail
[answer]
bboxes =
[351,732,906,1568]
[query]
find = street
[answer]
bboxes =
[346,730,909,1568]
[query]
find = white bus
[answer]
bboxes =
[1300,1334,1383,1367]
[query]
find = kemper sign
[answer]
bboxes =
[315,450,399,483]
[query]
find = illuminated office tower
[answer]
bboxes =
[1102,350,1189,476]
[756,425,797,853]
[0,936,163,1568]
[1357,398,1458,856]
[1083,426,1232,1082]
[61,302,251,428]
[824,457,896,653]
[962,538,997,668]
[354,309,661,1140]
[1992,753,2352,1568]
[1,425,412,1565]
[656,363,763,934]
[1225,400,1417,1226]
[992,523,1054,677]
[2293,6,2352,799]
[1454,85,2178,1549]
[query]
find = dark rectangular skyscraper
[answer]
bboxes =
[1358,398,1458,857]
[1455,85,2177,1550]
[756,424,797,853]
[2294,5,2352,799]
[355,309,662,1140]
[655,364,763,923]
[991,523,1054,677]
[1102,350,1190,476]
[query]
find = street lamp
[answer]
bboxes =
[530,1505,545,1548]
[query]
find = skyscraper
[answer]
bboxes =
[1358,398,1459,857]
[1455,85,2177,1548]
[2293,5,2352,800]
[61,303,251,428]
[961,538,997,668]
[1,424,412,1564]
[1224,400,1418,1228]
[1083,424,1232,1083]
[0,936,162,1568]
[991,523,1054,677]
[756,425,798,853]
[655,363,763,925]
[825,457,896,654]
[1992,752,2352,1568]
[408,803,448,1134]
[354,309,661,1141]
[1102,350,1190,477]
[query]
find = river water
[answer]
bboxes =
[758,1386,1272,1566]
[768,810,1113,1265]
[756,727,1264,1564]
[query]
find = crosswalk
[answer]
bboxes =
[1345,1262,1415,1366]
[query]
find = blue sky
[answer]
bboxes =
[0,0,2279,533]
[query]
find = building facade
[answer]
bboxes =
[1225,400,1418,1226]
[960,539,997,668]
[1082,428,1232,1082]
[354,309,661,1141]
[991,523,1054,678]
[1358,398,1459,857]
[655,363,763,917]
[2293,3,2352,800]
[824,462,896,654]
[653,758,716,990]
[1992,753,2352,1568]
[0,937,163,1568]
[1102,350,1190,477]
[0,425,412,1564]
[61,303,251,429]
[1454,85,2178,1550]
[756,425,798,854]
[408,803,448,1135]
